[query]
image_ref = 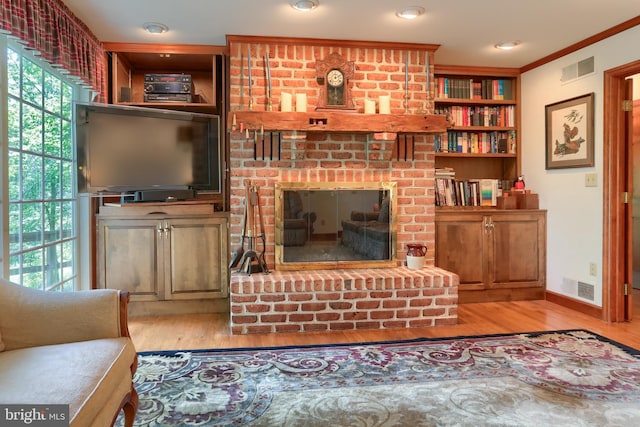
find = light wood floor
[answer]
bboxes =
[128,289,640,352]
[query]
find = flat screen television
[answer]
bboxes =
[75,102,221,200]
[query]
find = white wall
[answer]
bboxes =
[521,25,640,306]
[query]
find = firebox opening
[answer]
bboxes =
[275,182,397,270]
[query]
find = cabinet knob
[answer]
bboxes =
[484,217,494,232]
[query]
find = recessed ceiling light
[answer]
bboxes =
[396,6,425,20]
[495,41,521,51]
[289,0,319,12]
[143,22,169,35]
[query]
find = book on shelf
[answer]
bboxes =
[434,175,505,207]
[436,77,513,101]
[434,105,516,127]
[434,130,516,154]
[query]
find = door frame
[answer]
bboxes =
[603,60,640,322]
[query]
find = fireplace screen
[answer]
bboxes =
[275,182,397,270]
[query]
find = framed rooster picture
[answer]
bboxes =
[545,93,594,169]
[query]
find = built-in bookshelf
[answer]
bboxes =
[433,65,521,197]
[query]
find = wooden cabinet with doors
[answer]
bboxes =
[96,202,229,315]
[435,209,546,303]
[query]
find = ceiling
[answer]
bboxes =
[62,0,640,69]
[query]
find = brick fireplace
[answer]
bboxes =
[226,36,458,334]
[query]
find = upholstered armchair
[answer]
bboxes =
[283,191,317,246]
[0,279,138,427]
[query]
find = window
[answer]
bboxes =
[3,43,82,291]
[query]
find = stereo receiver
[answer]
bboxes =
[144,74,193,103]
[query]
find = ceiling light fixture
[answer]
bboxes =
[495,41,521,51]
[289,0,319,12]
[396,6,425,20]
[143,22,169,35]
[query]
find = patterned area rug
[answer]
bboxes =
[119,330,640,426]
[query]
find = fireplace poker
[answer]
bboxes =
[247,45,253,110]
[265,50,272,111]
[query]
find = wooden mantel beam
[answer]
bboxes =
[229,111,449,134]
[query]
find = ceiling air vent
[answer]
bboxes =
[561,57,595,83]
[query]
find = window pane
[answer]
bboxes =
[62,241,75,280]
[62,83,73,120]
[44,72,61,113]
[45,157,61,200]
[44,201,61,244]
[22,58,43,107]
[7,49,20,97]
[44,112,62,157]
[44,244,61,288]
[9,254,22,285]
[22,153,43,200]
[8,204,21,254]
[61,201,75,239]
[22,104,43,153]
[8,97,20,148]
[23,248,44,290]
[22,202,43,251]
[61,160,74,199]
[8,151,20,201]
[61,120,72,160]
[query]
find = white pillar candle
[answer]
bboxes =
[295,93,307,112]
[364,99,376,114]
[378,95,391,114]
[281,92,292,112]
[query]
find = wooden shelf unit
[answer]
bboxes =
[433,65,521,182]
[103,43,226,114]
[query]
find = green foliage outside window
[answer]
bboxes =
[5,47,77,291]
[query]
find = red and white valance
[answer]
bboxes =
[0,0,107,100]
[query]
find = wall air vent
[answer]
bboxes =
[577,281,595,301]
[561,57,595,83]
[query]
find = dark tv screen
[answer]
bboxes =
[75,102,220,194]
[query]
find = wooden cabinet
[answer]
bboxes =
[434,65,520,185]
[96,202,229,312]
[103,43,227,115]
[435,209,546,303]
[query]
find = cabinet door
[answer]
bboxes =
[490,212,546,288]
[164,217,229,300]
[97,219,162,301]
[435,213,487,289]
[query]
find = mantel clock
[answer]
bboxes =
[315,52,356,111]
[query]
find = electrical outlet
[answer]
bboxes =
[589,262,597,276]
[585,173,598,187]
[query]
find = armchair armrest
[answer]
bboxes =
[0,279,130,351]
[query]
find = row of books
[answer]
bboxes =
[434,131,516,154]
[435,173,511,207]
[435,105,516,128]
[436,77,513,100]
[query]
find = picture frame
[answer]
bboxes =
[545,93,595,169]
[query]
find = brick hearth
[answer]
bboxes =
[230,266,458,334]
